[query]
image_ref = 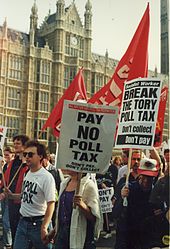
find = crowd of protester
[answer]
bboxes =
[0,134,169,249]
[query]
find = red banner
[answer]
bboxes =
[42,68,87,137]
[88,4,150,107]
[154,86,168,147]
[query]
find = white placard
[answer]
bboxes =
[56,100,118,173]
[115,78,162,149]
[98,187,114,213]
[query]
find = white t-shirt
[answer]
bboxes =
[117,165,128,183]
[20,167,56,217]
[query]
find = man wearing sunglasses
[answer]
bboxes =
[10,140,56,249]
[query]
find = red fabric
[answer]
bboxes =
[2,160,28,204]
[154,86,168,147]
[88,4,150,107]
[42,68,88,137]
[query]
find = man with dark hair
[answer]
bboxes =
[0,134,29,246]
[13,135,30,146]
[11,140,56,249]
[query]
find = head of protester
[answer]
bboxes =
[137,158,158,191]
[113,156,122,168]
[164,148,170,163]
[13,135,29,156]
[122,149,129,165]
[131,150,141,174]
[23,140,47,172]
[3,146,14,164]
[164,149,170,176]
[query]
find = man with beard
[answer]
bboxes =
[113,158,159,249]
[114,150,141,200]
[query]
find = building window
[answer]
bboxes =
[79,38,84,58]
[36,59,40,82]
[70,48,78,57]
[9,55,22,80]
[7,87,21,109]
[96,74,104,87]
[33,119,47,140]
[41,61,50,84]
[65,33,70,55]
[39,91,49,112]
[64,67,77,88]
[6,117,20,138]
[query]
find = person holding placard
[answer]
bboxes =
[48,170,102,249]
[114,158,160,249]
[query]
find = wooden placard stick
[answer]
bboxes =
[73,172,82,209]
[123,148,132,206]
[7,163,23,189]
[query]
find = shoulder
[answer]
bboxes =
[83,177,98,194]
[119,165,127,172]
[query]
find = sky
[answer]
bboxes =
[0,0,160,72]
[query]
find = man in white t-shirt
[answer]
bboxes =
[11,140,56,249]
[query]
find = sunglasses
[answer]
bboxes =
[23,152,35,158]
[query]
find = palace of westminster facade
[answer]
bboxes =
[0,0,169,151]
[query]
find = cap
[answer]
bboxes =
[137,158,158,177]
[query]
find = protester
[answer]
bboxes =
[114,157,159,249]
[148,158,170,248]
[0,147,14,249]
[117,150,129,183]
[7,140,56,249]
[42,151,64,227]
[96,159,117,239]
[0,135,29,246]
[49,170,102,249]
[164,148,170,174]
[116,150,141,190]
[42,151,64,194]
[112,156,122,169]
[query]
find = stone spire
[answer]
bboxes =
[84,0,92,30]
[56,0,65,19]
[3,17,8,39]
[29,0,38,45]
[30,0,38,30]
[105,49,109,65]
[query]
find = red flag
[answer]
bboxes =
[42,68,88,137]
[88,4,150,106]
[154,86,168,147]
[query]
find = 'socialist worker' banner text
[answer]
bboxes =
[57,100,118,173]
[115,78,162,149]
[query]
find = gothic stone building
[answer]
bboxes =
[0,0,168,151]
